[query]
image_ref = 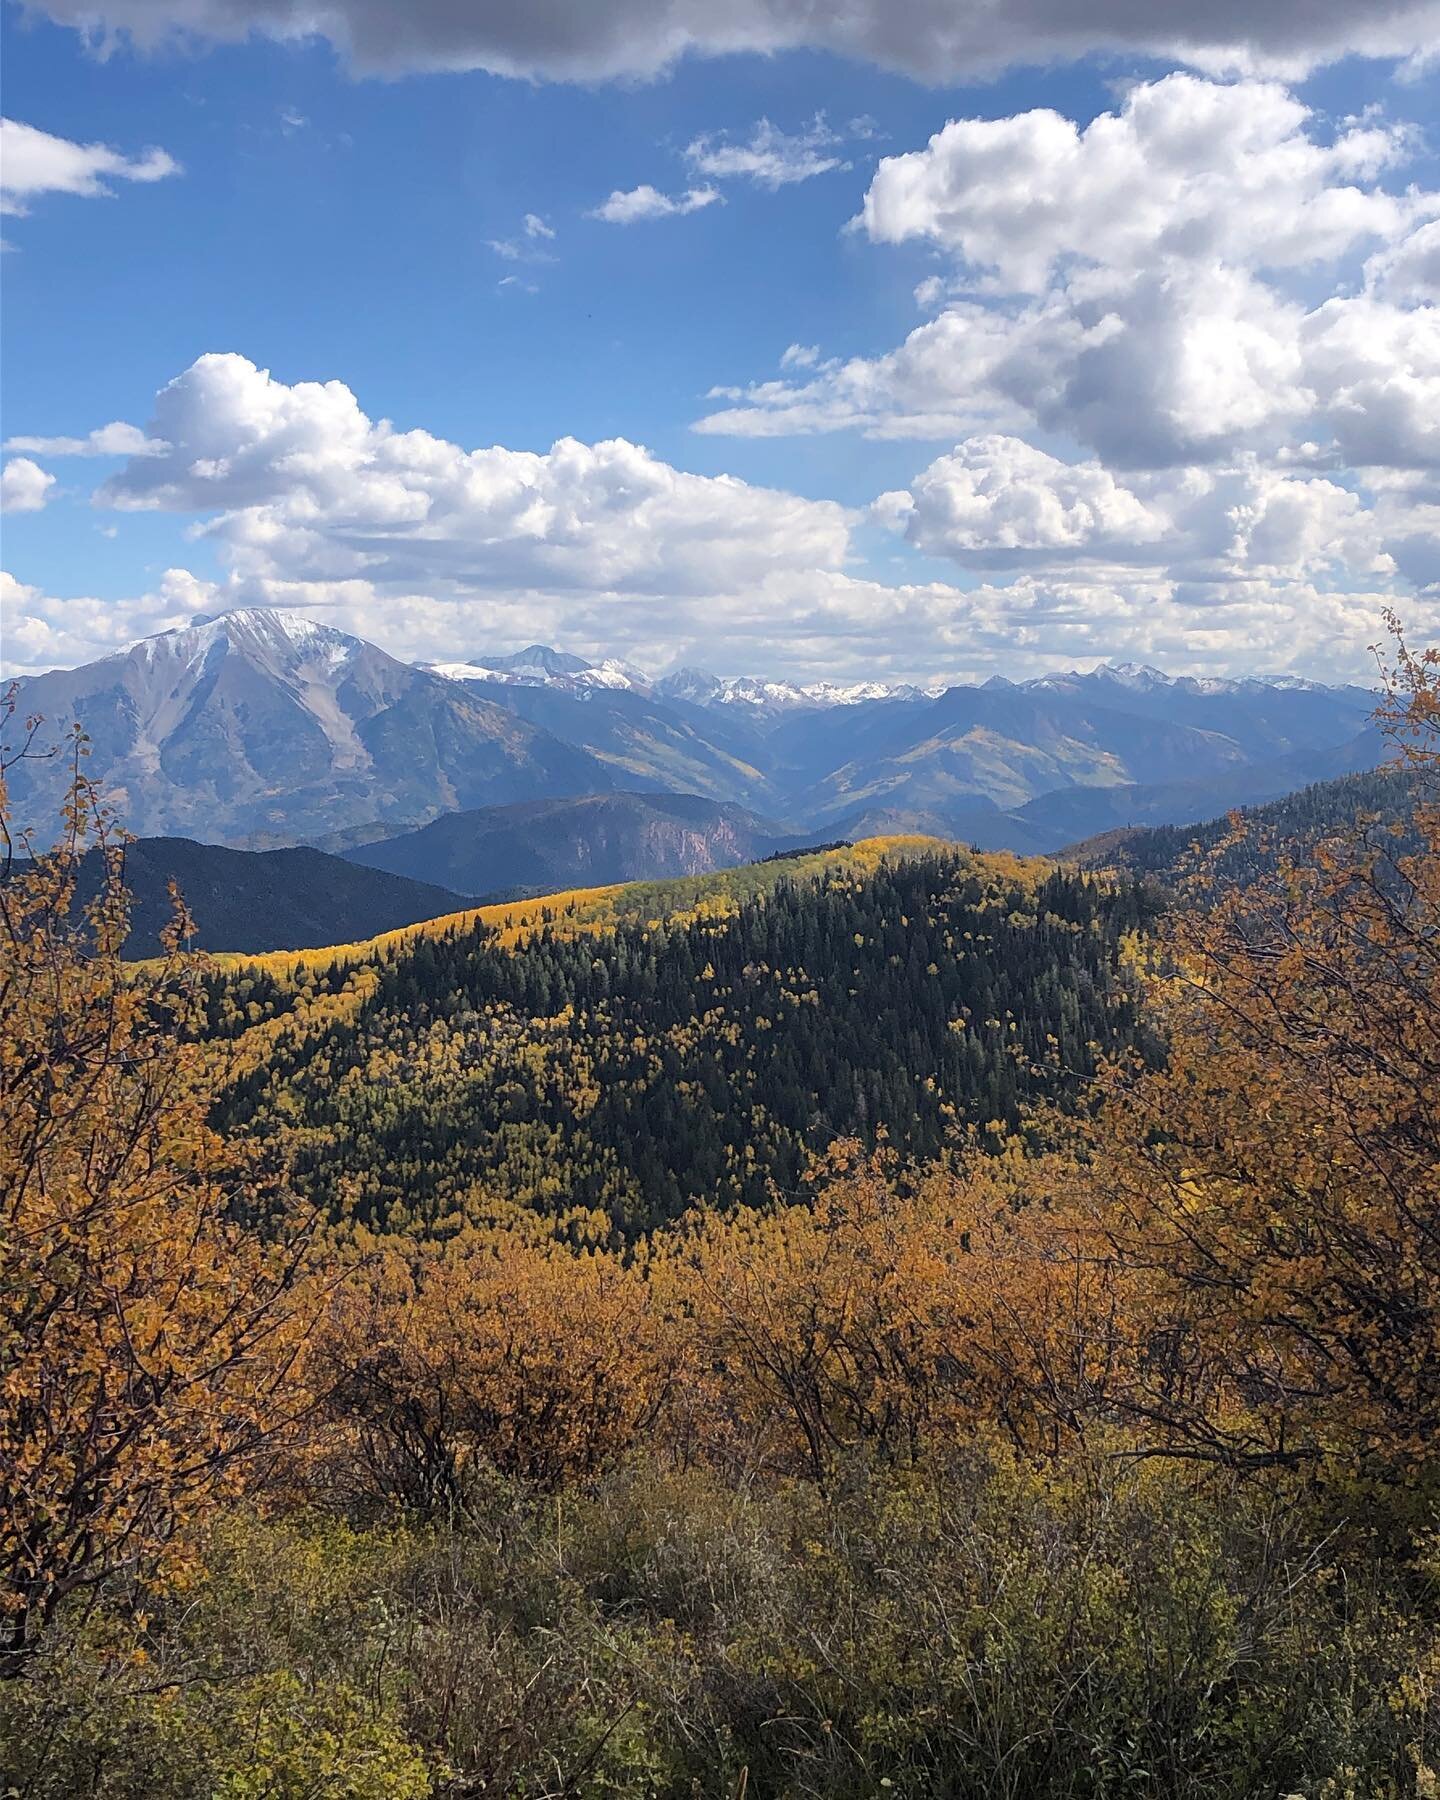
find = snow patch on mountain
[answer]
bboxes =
[655,670,944,711]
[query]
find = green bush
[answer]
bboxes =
[4,1450,1435,1799]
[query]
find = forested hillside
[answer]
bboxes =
[1061,763,1423,882]
[5,633,1437,1800]
[208,840,1154,1235]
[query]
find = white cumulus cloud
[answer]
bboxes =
[0,567,210,677]
[1226,471,1394,577]
[0,117,179,216]
[881,436,1168,557]
[95,353,853,603]
[21,346,1438,686]
[857,76,1419,293]
[697,76,1440,479]
[588,184,720,223]
[0,459,57,513]
[881,438,1407,591]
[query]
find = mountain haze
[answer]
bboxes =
[437,673,783,814]
[449,642,1376,832]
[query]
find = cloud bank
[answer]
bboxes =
[697,75,1440,469]
[21,0,1440,81]
[4,335,1435,683]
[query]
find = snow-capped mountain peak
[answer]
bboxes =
[1097,661,1171,689]
[429,660,508,684]
[582,658,651,691]
[1022,660,1340,700]
[128,606,365,678]
[430,645,652,696]
[431,646,940,710]
[475,644,593,678]
[652,667,724,705]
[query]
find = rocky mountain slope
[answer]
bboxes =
[435,673,784,815]
[7,610,615,845]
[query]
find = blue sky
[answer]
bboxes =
[2,0,1439,682]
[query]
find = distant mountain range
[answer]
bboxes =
[5,610,614,845]
[431,642,1344,715]
[343,791,800,896]
[6,609,1381,863]
[1059,764,1424,885]
[429,644,941,711]
[430,637,1380,844]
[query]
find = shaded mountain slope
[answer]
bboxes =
[1058,763,1425,883]
[342,791,799,895]
[8,835,472,959]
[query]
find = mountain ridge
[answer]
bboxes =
[6,609,1381,856]
[6,833,475,960]
[342,790,801,896]
[5,609,616,845]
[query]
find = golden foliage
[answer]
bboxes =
[657,1142,1130,1481]
[0,720,320,1674]
[1057,619,1440,1469]
[313,1231,678,1507]
[193,834,990,980]
[8,620,1439,1703]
